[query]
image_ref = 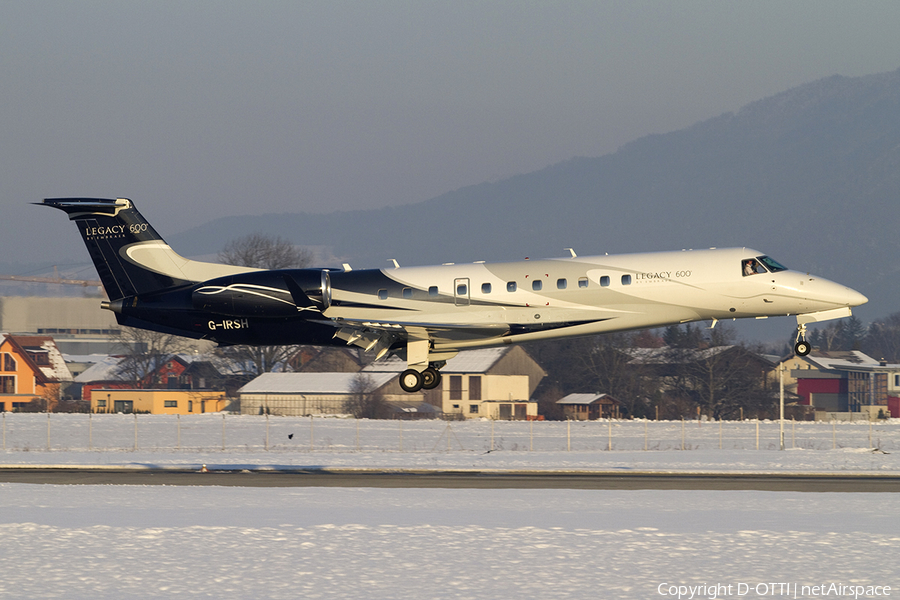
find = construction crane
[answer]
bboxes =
[0,274,102,286]
[0,266,102,288]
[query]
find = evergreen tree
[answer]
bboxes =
[837,316,867,351]
[862,312,900,362]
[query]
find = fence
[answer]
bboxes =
[1,413,898,453]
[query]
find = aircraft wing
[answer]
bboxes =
[331,317,510,360]
[329,315,609,362]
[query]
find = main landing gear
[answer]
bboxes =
[399,366,442,393]
[794,323,811,356]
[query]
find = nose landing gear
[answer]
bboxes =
[794,323,811,356]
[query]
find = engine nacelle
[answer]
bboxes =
[192,269,331,317]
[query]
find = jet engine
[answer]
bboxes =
[191,269,331,317]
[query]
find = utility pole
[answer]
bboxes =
[779,363,785,451]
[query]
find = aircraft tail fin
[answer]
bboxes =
[39,198,251,300]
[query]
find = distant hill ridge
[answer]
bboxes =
[169,67,900,322]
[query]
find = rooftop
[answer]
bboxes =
[557,393,618,405]
[239,372,397,395]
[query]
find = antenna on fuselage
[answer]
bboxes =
[565,248,577,258]
[388,259,400,269]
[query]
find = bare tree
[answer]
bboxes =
[112,327,190,387]
[218,232,313,269]
[676,346,771,420]
[214,232,313,376]
[530,333,656,419]
[343,373,390,419]
[569,333,655,418]
[213,344,300,378]
[40,383,61,412]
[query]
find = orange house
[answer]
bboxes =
[0,334,69,411]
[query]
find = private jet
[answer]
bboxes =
[40,197,867,392]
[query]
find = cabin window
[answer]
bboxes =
[557,278,567,290]
[2,354,15,372]
[402,288,413,299]
[482,283,491,294]
[164,400,177,408]
[532,280,542,291]
[578,277,589,288]
[507,281,517,292]
[378,289,388,300]
[469,376,482,400]
[428,286,438,296]
[621,275,632,285]
[600,276,610,287]
[456,283,468,296]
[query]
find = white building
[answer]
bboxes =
[364,347,545,420]
[238,346,546,420]
[238,372,412,416]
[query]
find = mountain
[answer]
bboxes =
[169,68,900,324]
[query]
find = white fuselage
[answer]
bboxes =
[324,248,866,352]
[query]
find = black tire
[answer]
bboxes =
[794,340,811,356]
[399,368,424,393]
[421,367,442,390]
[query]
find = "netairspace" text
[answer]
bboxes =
[656,582,891,599]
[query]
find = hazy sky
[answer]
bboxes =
[3,1,900,267]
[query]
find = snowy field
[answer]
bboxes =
[2,413,900,471]
[2,415,899,599]
[2,485,898,599]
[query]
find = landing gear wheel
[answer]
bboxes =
[399,368,424,393]
[793,322,811,357]
[421,367,442,390]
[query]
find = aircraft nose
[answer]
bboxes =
[847,287,868,307]
[799,276,868,310]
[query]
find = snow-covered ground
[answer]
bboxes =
[2,413,900,472]
[2,415,898,599]
[2,485,898,599]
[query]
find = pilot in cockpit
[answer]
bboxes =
[743,259,759,276]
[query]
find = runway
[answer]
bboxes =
[1,467,898,491]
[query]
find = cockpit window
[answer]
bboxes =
[742,258,766,276]
[757,255,787,273]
